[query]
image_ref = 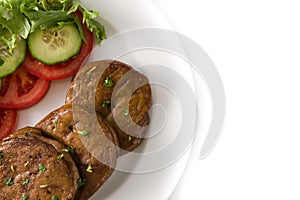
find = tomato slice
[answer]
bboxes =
[0,109,17,140]
[0,64,50,109]
[22,12,94,80]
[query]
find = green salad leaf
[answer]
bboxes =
[20,7,73,32]
[0,0,30,39]
[0,0,106,53]
[67,0,106,43]
[21,0,106,43]
[0,0,30,52]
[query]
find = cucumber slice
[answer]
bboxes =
[28,24,82,65]
[0,38,26,78]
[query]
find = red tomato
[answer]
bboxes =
[0,64,50,109]
[0,109,17,140]
[22,12,94,80]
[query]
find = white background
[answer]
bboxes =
[154,0,300,199]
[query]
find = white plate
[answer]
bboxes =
[17,0,213,199]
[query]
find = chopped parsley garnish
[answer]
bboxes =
[24,161,30,167]
[77,178,86,187]
[53,119,58,129]
[23,178,30,185]
[63,146,75,154]
[5,177,13,186]
[57,154,64,160]
[104,76,113,87]
[22,194,29,200]
[38,164,46,173]
[87,66,97,79]
[0,151,3,158]
[10,165,14,172]
[101,100,111,107]
[39,184,48,188]
[123,108,129,116]
[86,165,93,173]
[78,130,89,137]
[51,196,59,200]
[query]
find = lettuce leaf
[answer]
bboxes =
[0,0,106,52]
[0,0,30,51]
[67,0,106,43]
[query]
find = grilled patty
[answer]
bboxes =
[36,104,118,200]
[65,60,152,153]
[0,127,80,200]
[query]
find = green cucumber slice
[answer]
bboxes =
[28,24,82,65]
[0,38,26,78]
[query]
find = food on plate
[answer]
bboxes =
[28,24,82,65]
[22,11,95,80]
[0,109,17,140]
[0,0,105,80]
[0,127,80,199]
[0,63,50,109]
[0,34,26,78]
[36,104,118,200]
[0,59,152,198]
[0,0,106,136]
[65,60,152,152]
[0,0,29,79]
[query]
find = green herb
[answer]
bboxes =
[23,178,30,185]
[86,165,92,173]
[63,146,75,154]
[24,132,29,137]
[4,177,13,186]
[57,153,64,160]
[22,194,29,200]
[77,178,85,187]
[103,76,113,87]
[51,196,59,200]
[102,100,111,107]
[0,160,2,166]
[78,130,89,137]
[38,164,46,173]
[128,136,132,142]
[0,151,3,158]
[123,108,129,116]
[86,66,96,79]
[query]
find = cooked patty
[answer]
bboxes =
[65,60,152,152]
[0,127,79,200]
[35,104,118,200]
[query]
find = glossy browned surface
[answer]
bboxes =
[66,60,152,153]
[36,105,118,200]
[0,127,79,200]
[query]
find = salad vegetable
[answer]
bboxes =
[0,0,107,138]
[0,108,17,140]
[0,63,50,109]
[23,11,94,80]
